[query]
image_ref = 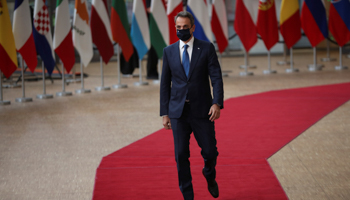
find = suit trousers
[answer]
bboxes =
[170,102,218,200]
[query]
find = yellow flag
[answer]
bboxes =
[0,0,18,78]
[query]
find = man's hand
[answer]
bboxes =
[163,116,172,130]
[208,104,221,122]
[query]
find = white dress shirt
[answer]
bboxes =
[179,36,194,63]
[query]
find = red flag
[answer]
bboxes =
[13,0,38,73]
[91,0,114,64]
[256,0,278,50]
[300,0,328,47]
[167,0,183,44]
[234,0,257,52]
[111,0,134,61]
[53,0,75,73]
[329,0,350,47]
[279,0,301,49]
[211,0,228,53]
[0,0,18,78]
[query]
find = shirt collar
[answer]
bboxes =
[180,36,195,49]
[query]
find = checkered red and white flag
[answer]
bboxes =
[34,4,50,35]
[33,0,55,74]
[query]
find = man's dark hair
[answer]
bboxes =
[174,11,195,27]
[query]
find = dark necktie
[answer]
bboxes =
[182,44,190,77]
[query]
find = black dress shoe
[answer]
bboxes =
[202,169,219,198]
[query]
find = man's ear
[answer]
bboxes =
[191,24,196,33]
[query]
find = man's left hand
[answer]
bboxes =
[208,104,220,122]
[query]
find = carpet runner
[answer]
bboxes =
[93,82,350,199]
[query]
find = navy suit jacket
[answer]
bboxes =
[160,38,224,119]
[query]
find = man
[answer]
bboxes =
[160,11,224,200]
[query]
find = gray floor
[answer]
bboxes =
[1,49,350,199]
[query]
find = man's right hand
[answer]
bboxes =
[163,116,172,130]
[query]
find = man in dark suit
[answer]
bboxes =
[160,11,224,200]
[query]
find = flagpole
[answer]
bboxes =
[263,51,277,74]
[277,44,290,65]
[308,47,323,71]
[113,44,127,89]
[335,47,348,70]
[2,75,21,88]
[56,61,73,97]
[75,61,91,94]
[321,39,336,62]
[96,57,111,91]
[239,50,253,76]
[218,54,229,77]
[153,59,161,84]
[239,52,257,69]
[15,56,33,102]
[286,48,299,73]
[66,65,81,83]
[134,58,148,86]
[37,61,53,99]
[0,71,11,105]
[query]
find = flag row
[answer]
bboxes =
[1,0,129,79]
[1,0,225,80]
[1,0,350,80]
[236,0,350,54]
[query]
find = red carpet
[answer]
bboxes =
[92,83,350,200]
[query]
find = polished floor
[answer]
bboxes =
[1,49,350,199]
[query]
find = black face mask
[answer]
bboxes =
[176,28,192,41]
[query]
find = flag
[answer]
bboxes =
[53,0,75,73]
[234,0,257,52]
[111,0,134,62]
[187,0,212,42]
[150,0,169,58]
[0,0,18,78]
[91,0,114,64]
[73,0,93,67]
[130,0,150,59]
[13,0,37,73]
[33,0,55,74]
[280,0,301,49]
[300,0,328,47]
[167,0,183,44]
[256,0,278,51]
[211,0,228,53]
[329,0,350,47]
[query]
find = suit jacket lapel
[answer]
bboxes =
[188,38,201,80]
[171,41,187,80]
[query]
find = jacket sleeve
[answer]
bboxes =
[208,43,224,109]
[160,48,172,116]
